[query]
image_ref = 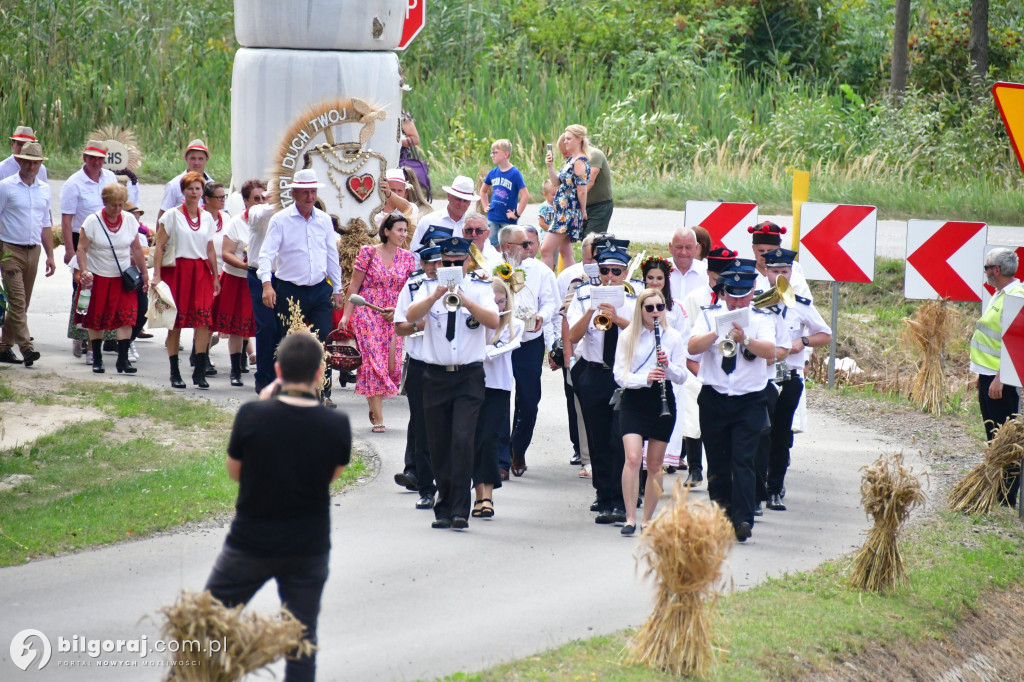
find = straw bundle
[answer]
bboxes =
[948,413,1024,514]
[336,217,378,293]
[627,483,734,678]
[279,301,329,392]
[158,590,314,682]
[900,301,956,414]
[849,452,925,592]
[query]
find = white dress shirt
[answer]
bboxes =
[258,204,342,294]
[395,272,434,361]
[485,318,524,391]
[566,283,636,364]
[246,203,276,267]
[223,213,250,278]
[670,259,709,302]
[408,208,467,256]
[777,299,831,370]
[613,325,687,389]
[210,209,230,270]
[0,156,47,183]
[60,167,117,233]
[160,171,213,212]
[0,174,51,243]
[691,304,776,395]
[478,241,503,271]
[399,275,498,366]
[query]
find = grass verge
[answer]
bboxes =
[440,510,1024,681]
[0,378,368,567]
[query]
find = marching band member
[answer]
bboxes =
[761,248,831,511]
[614,288,688,536]
[400,237,499,530]
[687,259,782,542]
[568,237,636,525]
[749,221,812,299]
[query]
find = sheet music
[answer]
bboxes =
[436,266,464,289]
[714,307,749,337]
[590,285,624,309]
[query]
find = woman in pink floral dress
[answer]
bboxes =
[341,213,417,432]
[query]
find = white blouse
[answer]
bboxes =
[80,211,140,278]
[210,209,230,270]
[484,318,524,391]
[222,213,251,278]
[160,206,215,261]
[614,325,687,390]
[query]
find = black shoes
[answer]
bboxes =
[735,522,752,542]
[431,518,451,529]
[394,472,418,491]
[22,349,39,367]
[115,339,137,374]
[451,516,468,530]
[415,495,435,510]
[754,502,764,517]
[192,352,210,389]
[590,499,600,512]
[664,465,677,474]
[169,355,186,389]
[91,339,104,374]
[0,349,23,364]
[229,352,243,386]
[767,493,787,511]
[684,471,703,488]
[570,452,581,466]
[595,508,627,524]
[620,524,637,536]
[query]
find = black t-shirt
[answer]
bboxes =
[225,399,351,557]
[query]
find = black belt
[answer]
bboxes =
[4,242,38,249]
[577,358,611,371]
[248,267,258,273]
[407,357,427,368]
[425,361,483,373]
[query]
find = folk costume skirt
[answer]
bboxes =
[211,272,255,336]
[75,274,137,331]
[619,383,676,443]
[171,257,214,329]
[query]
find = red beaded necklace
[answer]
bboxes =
[214,211,223,232]
[101,209,123,232]
[180,203,202,231]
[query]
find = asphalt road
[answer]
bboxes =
[0,181,930,681]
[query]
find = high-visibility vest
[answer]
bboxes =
[970,282,1024,370]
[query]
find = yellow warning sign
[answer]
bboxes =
[994,81,1024,176]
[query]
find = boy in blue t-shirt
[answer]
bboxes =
[481,138,529,248]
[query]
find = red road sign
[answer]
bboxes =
[683,201,757,254]
[999,294,1024,387]
[799,203,876,283]
[993,82,1024,176]
[904,220,987,301]
[397,0,425,50]
[982,245,1024,301]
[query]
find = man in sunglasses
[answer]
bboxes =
[400,237,499,530]
[687,259,784,542]
[499,225,558,478]
[462,213,503,271]
[567,237,636,524]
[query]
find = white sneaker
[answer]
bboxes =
[86,349,94,364]
[72,340,82,358]
[128,342,139,361]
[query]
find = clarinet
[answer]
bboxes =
[653,318,672,418]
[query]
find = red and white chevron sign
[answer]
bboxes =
[999,293,1024,388]
[981,245,1024,308]
[798,203,877,283]
[904,220,987,302]
[683,201,757,254]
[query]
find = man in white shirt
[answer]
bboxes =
[462,213,503,271]
[669,226,709,302]
[0,126,48,183]
[497,225,558,477]
[157,139,214,224]
[0,142,55,366]
[687,260,782,542]
[400,237,499,530]
[60,140,116,265]
[408,175,478,256]
[258,169,343,404]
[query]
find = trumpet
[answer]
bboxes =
[594,311,613,331]
[753,275,796,310]
[718,337,738,357]
[442,284,462,312]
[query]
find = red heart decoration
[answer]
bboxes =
[346,174,375,202]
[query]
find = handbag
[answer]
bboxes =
[97,212,143,292]
[399,143,432,202]
[159,211,177,267]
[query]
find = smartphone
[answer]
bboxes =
[546,143,553,157]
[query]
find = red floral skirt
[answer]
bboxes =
[75,274,137,330]
[171,257,214,329]
[211,272,255,336]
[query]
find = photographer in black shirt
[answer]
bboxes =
[204,332,351,682]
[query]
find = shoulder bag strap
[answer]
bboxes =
[96,212,126,277]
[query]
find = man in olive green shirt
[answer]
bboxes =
[582,147,613,237]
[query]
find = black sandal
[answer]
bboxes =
[479,498,494,518]
[471,500,486,518]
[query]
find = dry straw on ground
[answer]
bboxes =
[336,217,378,292]
[279,300,330,392]
[849,451,926,593]
[948,413,1024,515]
[159,590,314,682]
[627,483,734,679]
[900,300,956,414]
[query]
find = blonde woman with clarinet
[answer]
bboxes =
[614,288,688,536]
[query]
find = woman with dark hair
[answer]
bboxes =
[211,182,258,387]
[340,212,417,432]
[151,171,221,389]
[75,182,150,374]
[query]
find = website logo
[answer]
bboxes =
[10,629,52,671]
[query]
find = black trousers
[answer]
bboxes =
[685,437,703,474]
[248,268,281,393]
[698,385,768,529]
[474,388,509,487]
[511,336,545,459]
[132,289,148,341]
[404,358,435,497]
[572,359,624,511]
[562,366,581,458]
[755,383,779,503]
[274,278,333,397]
[423,364,485,521]
[978,373,1021,505]
[768,375,804,495]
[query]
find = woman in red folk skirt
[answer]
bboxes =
[211,199,257,387]
[151,171,221,389]
[75,182,150,374]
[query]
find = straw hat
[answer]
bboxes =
[287,168,325,189]
[83,140,107,158]
[442,175,480,202]
[14,141,47,161]
[124,201,144,216]
[185,139,209,157]
[10,126,36,142]
[384,168,411,189]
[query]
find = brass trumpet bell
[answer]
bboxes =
[719,338,738,358]
[443,285,462,312]
[753,275,796,310]
[594,312,613,331]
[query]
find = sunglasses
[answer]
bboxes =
[984,264,998,271]
[210,194,227,200]
[463,227,488,235]
[508,241,535,248]
[441,259,466,267]
[643,303,666,313]
[599,266,623,276]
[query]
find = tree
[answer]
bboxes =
[969,0,989,103]
[891,0,911,104]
